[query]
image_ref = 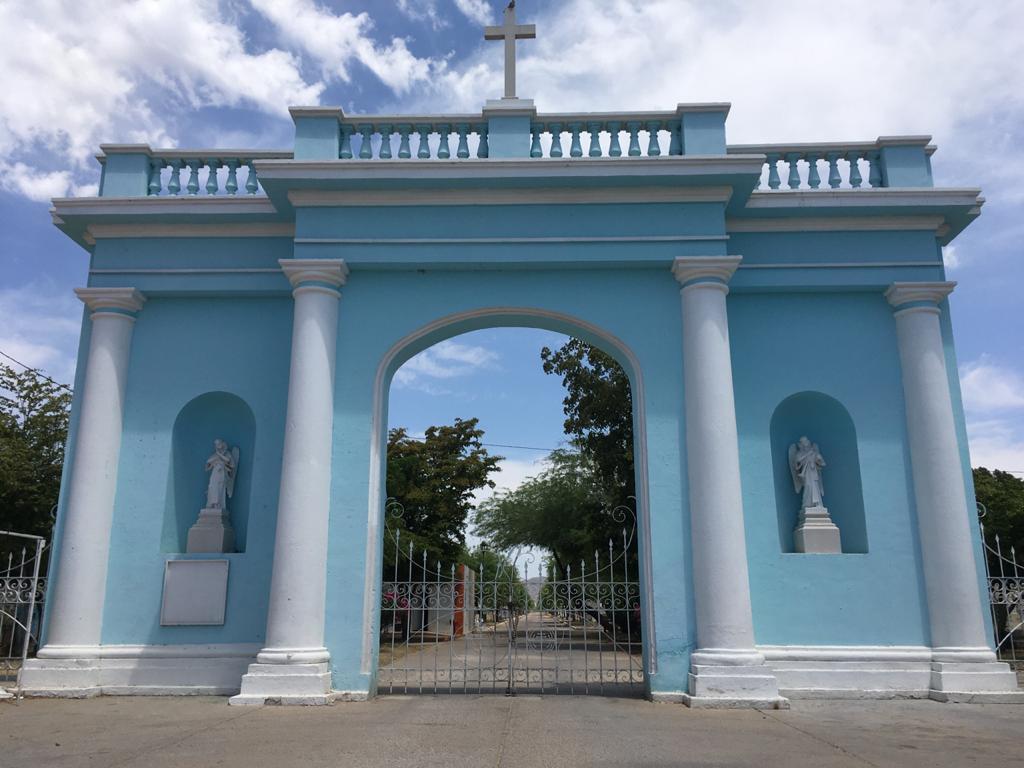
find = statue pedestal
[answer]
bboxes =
[187,508,235,554]
[794,505,841,554]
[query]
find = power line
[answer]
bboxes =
[0,349,74,393]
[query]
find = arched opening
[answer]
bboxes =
[770,391,868,554]
[362,309,653,697]
[162,391,255,553]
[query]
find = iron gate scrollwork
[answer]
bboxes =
[979,503,1024,672]
[378,500,644,696]
[0,531,48,696]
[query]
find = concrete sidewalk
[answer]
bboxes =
[2,695,1021,767]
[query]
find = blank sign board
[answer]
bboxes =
[160,559,229,626]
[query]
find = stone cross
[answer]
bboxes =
[484,1,536,100]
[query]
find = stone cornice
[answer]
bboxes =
[74,287,147,314]
[885,281,956,309]
[672,256,743,287]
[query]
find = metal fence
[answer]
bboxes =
[0,531,48,696]
[378,503,644,697]
[978,503,1024,672]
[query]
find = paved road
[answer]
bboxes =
[2,695,1023,767]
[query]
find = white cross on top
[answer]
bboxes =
[484,1,536,100]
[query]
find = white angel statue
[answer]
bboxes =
[205,438,239,511]
[789,436,825,510]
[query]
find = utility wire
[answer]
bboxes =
[0,349,73,393]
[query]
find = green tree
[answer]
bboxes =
[473,450,632,580]
[384,417,502,572]
[0,362,72,546]
[540,339,634,511]
[461,545,531,623]
[974,467,1024,569]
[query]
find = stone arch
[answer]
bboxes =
[769,391,868,553]
[359,306,656,681]
[162,391,256,553]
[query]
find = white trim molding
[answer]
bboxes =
[74,287,146,315]
[288,187,734,207]
[885,281,956,311]
[671,255,743,287]
[86,223,296,239]
[726,215,947,233]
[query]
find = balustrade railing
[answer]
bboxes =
[729,142,886,190]
[145,150,292,196]
[530,113,680,159]
[338,117,490,160]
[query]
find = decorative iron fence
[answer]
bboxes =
[978,503,1024,671]
[378,500,644,696]
[0,531,48,697]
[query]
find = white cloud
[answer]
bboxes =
[453,0,492,26]
[250,0,437,94]
[395,0,449,31]
[967,417,1024,474]
[393,339,499,391]
[942,245,960,271]
[471,452,550,506]
[0,283,83,385]
[960,357,1024,414]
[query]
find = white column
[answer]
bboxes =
[887,282,1019,700]
[21,288,145,695]
[672,257,784,707]
[232,259,347,706]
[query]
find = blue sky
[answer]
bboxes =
[1,0,1022,491]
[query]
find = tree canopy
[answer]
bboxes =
[384,417,501,571]
[974,467,1024,567]
[0,362,71,543]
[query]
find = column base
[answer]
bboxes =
[686,649,788,708]
[230,662,332,706]
[18,653,102,698]
[929,660,1024,702]
[186,508,235,554]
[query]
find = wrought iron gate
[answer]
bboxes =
[979,504,1024,672]
[378,503,644,696]
[0,531,48,696]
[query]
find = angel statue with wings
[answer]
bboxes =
[205,438,239,511]
[789,436,825,510]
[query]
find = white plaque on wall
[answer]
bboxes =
[160,559,229,626]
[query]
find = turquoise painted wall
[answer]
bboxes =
[41,195,992,695]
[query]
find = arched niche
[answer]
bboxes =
[162,392,255,553]
[769,391,868,554]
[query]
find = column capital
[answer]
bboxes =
[672,256,742,290]
[279,259,349,297]
[74,287,146,318]
[885,281,956,314]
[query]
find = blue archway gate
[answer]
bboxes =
[378,500,644,696]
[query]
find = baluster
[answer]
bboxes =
[785,152,801,189]
[455,124,470,158]
[806,153,821,189]
[607,122,622,157]
[548,123,563,158]
[847,151,863,188]
[626,121,642,156]
[167,159,182,195]
[358,124,374,159]
[668,123,682,155]
[587,122,603,157]
[378,124,393,159]
[569,122,583,157]
[436,124,451,159]
[826,151,842,188]
[147,159,162,196]
[530,124,544,158]
[186,160,201,195]
[225,159,239,195]
[646,121,662,156]
[339,125,354,159]
[397,124,413,158]
[766,153,781,190]
[867,150,882,187]
[205,159,220,195]
[416,124,432,159]
[476,126,489,158]
[245,161,259,194]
